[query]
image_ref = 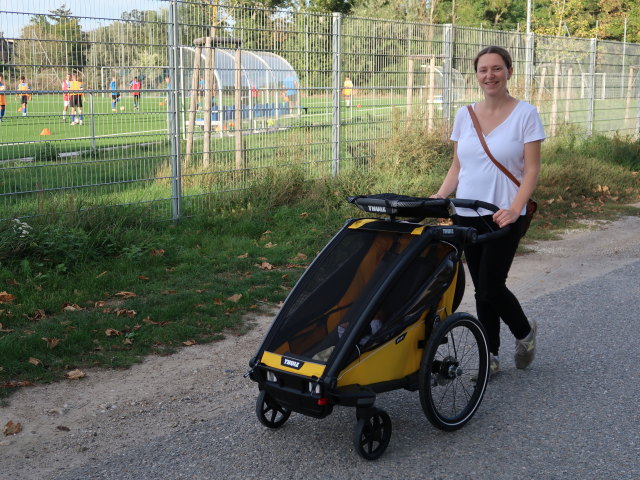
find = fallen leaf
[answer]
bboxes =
[293,253,308,260]
[137,275,150,281]
[264,242,276,248]
[227,294,242,303]
[105,328,121,336]
[96,271,108,278]
[56,425,70,432]
[0,323,14,333]
[183,339,197,346]
[41,337,60,349]
[258,262,274,270]
[123,338,133,345]
[165,267,176,272]
[3,421,22,436]
[115,291,137,298]
[0,381,33,388]
[25,309,46,321]
[237,253,249,259]
[5,279,19,286]
[194,289,206,293]
[28,357,42,366]
[151,249,165,256]
[213,298,223,305]
[299,212,308,218]
[161,290,177,295]
[262,230,272,236]
[0,292,16,304]
[281,274,289,280]
[94,300,106,308]
[113,308,136,318]
[65,369,86,380]
[62,303,83,312]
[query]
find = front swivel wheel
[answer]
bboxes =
[353,408,392,460]
[256,390,291,429]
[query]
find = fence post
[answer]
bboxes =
[169,0,182,221]
[89,93,96,151]
[524,32,534,103]
[331,12,342,177]
[442,24,453,128]
[587,37,597,136]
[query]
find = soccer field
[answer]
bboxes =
[0,92,170,161]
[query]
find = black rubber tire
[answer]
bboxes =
[419,312,489,431]
[255,390,291,429]
[353,408,392,460]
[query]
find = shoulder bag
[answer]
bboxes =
[466,105,538,236]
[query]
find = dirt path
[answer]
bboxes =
[2,211,639,479]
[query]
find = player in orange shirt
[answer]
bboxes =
[0,74,6,123]
[17,76,31,116]
[69,73,84,125]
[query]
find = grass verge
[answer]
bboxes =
[0,126,638,398]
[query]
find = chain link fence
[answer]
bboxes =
[1,1,639,221]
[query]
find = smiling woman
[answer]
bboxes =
[432,45,545,374]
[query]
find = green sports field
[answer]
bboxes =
[0,92,171,161]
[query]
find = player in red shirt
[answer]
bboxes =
[130,76,141,110]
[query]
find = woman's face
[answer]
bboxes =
[476,53,512,97]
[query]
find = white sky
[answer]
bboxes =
[1,0,168,38]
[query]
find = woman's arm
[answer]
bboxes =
[493,139,541,227]
[433,143,460,198]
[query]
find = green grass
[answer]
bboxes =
[0,117,639,399]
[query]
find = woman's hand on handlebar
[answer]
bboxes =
[492,208,520,228]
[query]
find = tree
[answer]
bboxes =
[21,5,87,73]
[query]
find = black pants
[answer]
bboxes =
[455,215,531,355]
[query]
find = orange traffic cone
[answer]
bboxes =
[40,128,51,136]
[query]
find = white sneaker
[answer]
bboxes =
[515,320,537,369]
[78,120,83,125]
[489,354,500,377]
[472,354,499,382]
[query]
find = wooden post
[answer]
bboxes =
[551,59,560,136]
[625,66,638,125]
[407,57,414,117]
[185,44,202,166]
[564,67,572,124]
[536,67,547,108]
[202,36,213,167]
[235,48,244,172]
[427,57,435,132]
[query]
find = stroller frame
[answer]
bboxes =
[247,195,507,459]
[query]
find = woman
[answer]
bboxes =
[433,46,545,376]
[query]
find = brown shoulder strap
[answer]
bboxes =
[466,105,521,187]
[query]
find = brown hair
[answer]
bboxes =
[474,46,513,72]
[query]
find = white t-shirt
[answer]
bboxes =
[450,101,545,216]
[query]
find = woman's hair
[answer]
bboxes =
[474,46,513,72]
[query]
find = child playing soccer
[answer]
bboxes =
[17,76,31,116]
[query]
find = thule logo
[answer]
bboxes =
[281,357,303,369]
[367,205,387,213]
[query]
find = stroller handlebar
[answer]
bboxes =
[347,194,511,244]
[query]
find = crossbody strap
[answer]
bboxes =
[466,104,521,187]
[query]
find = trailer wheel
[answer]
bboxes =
[419,312,489,431]
[353,408,392,460]
[256,390,291,429]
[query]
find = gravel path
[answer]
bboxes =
[2,213,639,480]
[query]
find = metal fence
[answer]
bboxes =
[1,1,640,221]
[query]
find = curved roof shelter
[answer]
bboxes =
[181,47,299,92]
